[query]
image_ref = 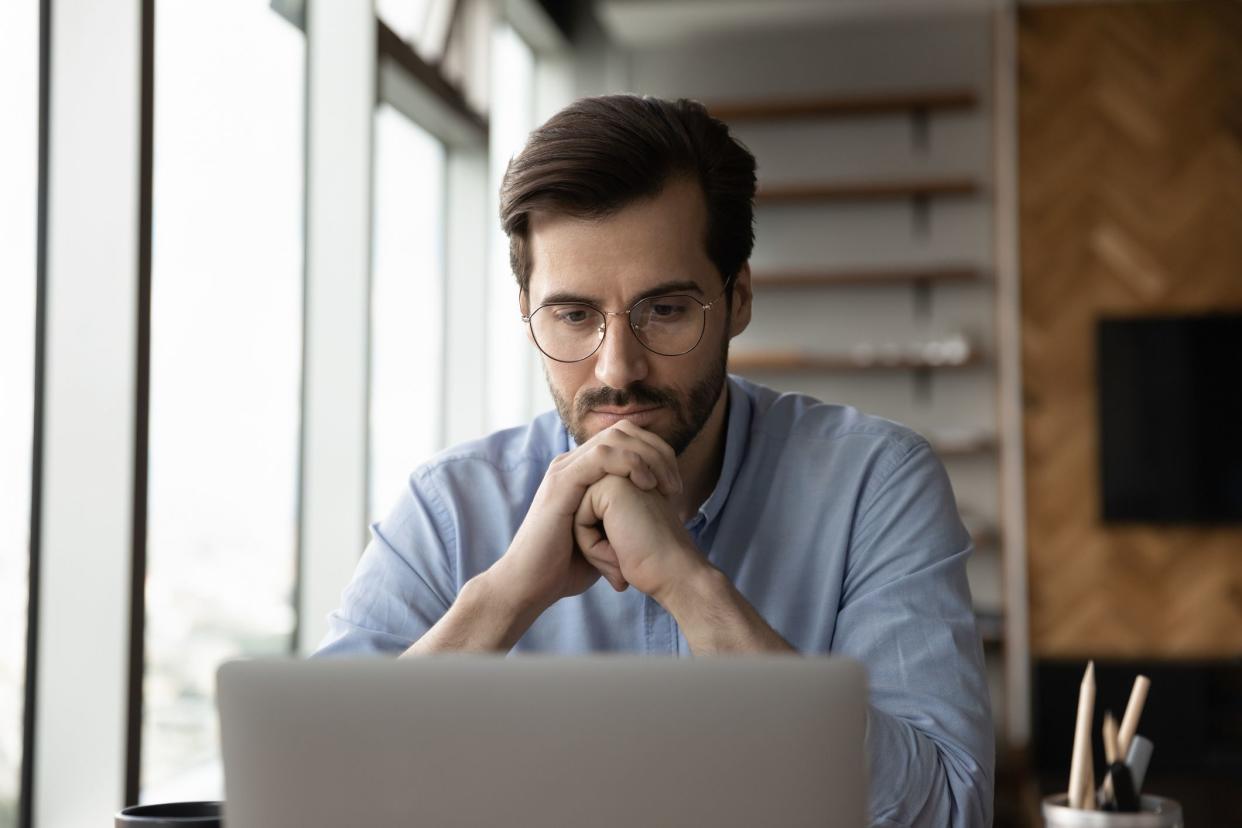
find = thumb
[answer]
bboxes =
[574,491,627,591]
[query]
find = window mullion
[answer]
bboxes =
[296,0,376,656]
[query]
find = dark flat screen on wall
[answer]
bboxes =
[1097,314,1242,524]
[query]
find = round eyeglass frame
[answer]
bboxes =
[521,276,736,364]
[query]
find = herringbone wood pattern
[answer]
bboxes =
[1019,1,1242,657]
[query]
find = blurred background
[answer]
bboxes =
[0,0,1239,826]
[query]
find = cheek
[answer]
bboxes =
[544,359,589,402]
[629,358,681,396]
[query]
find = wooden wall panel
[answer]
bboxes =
[1018,1,1242,657]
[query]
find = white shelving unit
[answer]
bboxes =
[616,11,1020,747]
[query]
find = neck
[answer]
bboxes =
[674,382,730,523]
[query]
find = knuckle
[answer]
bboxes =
[544,458,572,484]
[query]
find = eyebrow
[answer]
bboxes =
[537,279,706,308]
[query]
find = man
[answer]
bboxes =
[318,94,993,826]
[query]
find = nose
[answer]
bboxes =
[593,313,649,389]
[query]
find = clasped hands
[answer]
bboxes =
[491,418,708,615]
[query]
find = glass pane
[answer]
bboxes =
[370,104,446,522]
[486,23,537,429]
[143,0,304,802]
[0,2,39,823]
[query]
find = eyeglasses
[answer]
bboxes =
[522,279,734,363]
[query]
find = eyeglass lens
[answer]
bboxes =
[530,295,704,362]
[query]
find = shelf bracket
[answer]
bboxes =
[913,365,934,404]
[911,193,932,237]
[913,278,933,320]
[910,106,931,153]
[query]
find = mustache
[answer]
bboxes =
[576,383,678,417]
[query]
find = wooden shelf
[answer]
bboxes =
[708,88,978,122]
[930,434,999,457]
[752,266,987,288]
[757,177,979,204]
[728,349,982,373]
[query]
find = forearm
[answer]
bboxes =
[657,562,794,655]
[401,569,545,656]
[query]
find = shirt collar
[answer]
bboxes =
[559,374,753,528]
[694,374,752,528]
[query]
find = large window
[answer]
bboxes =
[0,2,40,824]
[142,0,304,801]
[486,23,538,430]
[369,104,447,522]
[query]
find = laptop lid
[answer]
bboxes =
[218,655,868,828]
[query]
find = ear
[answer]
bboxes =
[728,262,753,339]
[519,289,536,346]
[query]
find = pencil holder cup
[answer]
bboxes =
[1041,794,1182,827]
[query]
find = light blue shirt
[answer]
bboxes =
[317,375,994,827]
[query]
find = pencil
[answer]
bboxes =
[1101,711,1120,808]
[1068,661,1096,809]
[1117,675,1150,756]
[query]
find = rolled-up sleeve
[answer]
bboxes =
[832,439,994,827]
[313,467,458,658]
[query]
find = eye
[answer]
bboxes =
[552,306,593,326]
[649,298,690,319]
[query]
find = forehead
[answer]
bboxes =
[526,177,717,305]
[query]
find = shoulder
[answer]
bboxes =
[732,374,929,477]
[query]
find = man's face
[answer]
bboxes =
[523,178,752,455]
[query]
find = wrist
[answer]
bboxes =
[477,561,555,621]
[651,549,725,619]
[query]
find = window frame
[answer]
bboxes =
[15,0,51,825]
[136,0,309,802]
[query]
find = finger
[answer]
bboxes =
[603,568,629,592]
[584,427,678,495]
[541,445,648,515]
[574,507,628,592]
[573,487,615,558]
[610,420,682,494]
[572,481,633,592]
[574,499,604,551]
[610,418,678,468]
[563,440,664,498]
[582,541,628,592]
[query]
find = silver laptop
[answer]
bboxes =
[217,655,868,827]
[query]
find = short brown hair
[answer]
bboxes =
[499,94,757,295]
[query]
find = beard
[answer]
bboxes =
[548,331,729,456]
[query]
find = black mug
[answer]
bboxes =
[115,800,222,827]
